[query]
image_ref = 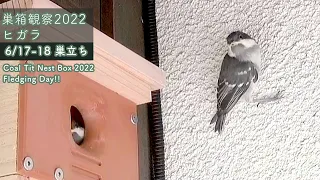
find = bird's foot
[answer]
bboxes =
[253,90,284,107]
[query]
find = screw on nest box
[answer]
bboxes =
[54,167,64,180]
[131,114,139,125]
[23,156,34,171]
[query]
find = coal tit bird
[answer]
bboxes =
[211,31,282,133]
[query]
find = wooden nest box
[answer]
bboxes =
[0,0,166,179]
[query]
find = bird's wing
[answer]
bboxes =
[217,54,258,113]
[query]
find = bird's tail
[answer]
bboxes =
[210,112,226,134]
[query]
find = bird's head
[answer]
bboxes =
[226,31,257,57]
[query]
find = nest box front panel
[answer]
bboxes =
[17,60,139,180]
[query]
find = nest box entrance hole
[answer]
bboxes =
[70,106,85,145]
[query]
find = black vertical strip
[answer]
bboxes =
[100,0,114,38]
[142,0,165,180]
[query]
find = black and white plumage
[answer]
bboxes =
[71,124,85,145]
[211,31,261,133]
[70,106,85,145]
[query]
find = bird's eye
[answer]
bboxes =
[239,35,243,39]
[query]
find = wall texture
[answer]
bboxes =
[156,0,320,179]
